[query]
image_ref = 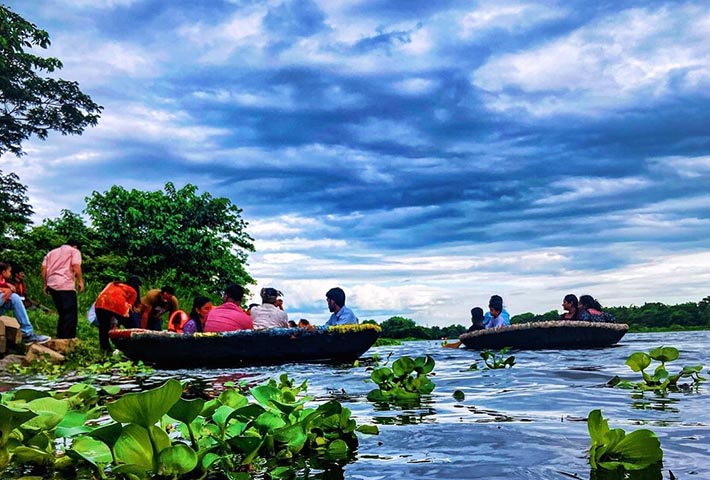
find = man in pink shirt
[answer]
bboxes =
[203,283,252,332]
[42,240,84,338]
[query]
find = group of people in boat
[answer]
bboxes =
[93,277,360,351]
[559,294,616,323]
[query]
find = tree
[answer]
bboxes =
[0,169,32,241]
[1,5,102,156]
[84,183,255,290]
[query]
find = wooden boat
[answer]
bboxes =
[109,324,380,368]
[458,321,628,350]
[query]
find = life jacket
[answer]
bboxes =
[168,310,190,333]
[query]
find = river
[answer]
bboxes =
[4,330,709,479]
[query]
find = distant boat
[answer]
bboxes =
[458,321,628,350]
[109,324,380,368]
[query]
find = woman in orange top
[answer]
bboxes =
[95,276,141,351]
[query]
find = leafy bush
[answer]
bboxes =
[608,346,705,392]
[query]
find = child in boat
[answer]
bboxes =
[485,295,508,328]
[468,307,485,332]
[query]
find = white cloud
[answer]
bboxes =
[648,155,710,178]
[459,1,566,37]
[535,176,650,205]
[472,5,710,115]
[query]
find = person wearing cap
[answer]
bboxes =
[250,287,289,329]
[41,239,84,338]
[203,284,253,332]
[94,276,142,351]
[140,285,179,330]
[324,287,358,326]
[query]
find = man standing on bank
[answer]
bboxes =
[324,287,359,326]
[42,239,84,338]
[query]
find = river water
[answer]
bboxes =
[4,331,709,479]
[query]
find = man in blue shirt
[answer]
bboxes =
[324,287,358,326]
[483,295,510,328]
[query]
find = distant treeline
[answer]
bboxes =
[369,297,710,339]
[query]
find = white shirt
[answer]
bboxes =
[251,303,289,329]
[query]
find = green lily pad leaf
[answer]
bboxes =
[113,424,153,469]
[56,410,92,437]
[274,424,307,453]
[69,436,113,467]
[648,346,679,363]
[250,385,284,410]
[107,379,183,428]
[159,444,198,475]
[625,352,651,372]
[168,397,205,425]
[269,465,295,479]
[413,355,435,374]
[218,389,248,409]
[232,403,266,421]
[356,424,379,435]
[371,367,393,384]
[392,357,415,377]
[9,389,51,402]
[24,397,69,430]
[609,429,663,469]
[88,422,123,449]
[112,463,151,476]
[212,405,236,428]
[452,390,465,401]
[681,365,703,374]
[0,404,36,445]
[587,409,609,444]
[325,439,350,460]
[201,452,221,469]
[255,411,287,432]
[11,445,54,465]
[102,385,122,395]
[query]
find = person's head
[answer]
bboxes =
[260,287,282,305]
[488,295,503,316]
[223,284,245,304]
[562,294,578,311]
[298,318,311,328]
[0,262,11,279]
[66,238,81,249]
[326,287,346,312]
[191,296,213,319]
[275,298,284,310]
[125,276,142,296]
[579,295,601,310]
[470,307,484,325]
[160,285,175,303]
[12,265,25,281]
[288,320,297,328]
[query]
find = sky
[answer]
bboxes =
[3,0,710,327]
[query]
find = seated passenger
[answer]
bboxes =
[0,262,51,345]
[483,295,510,328]
[468,307,485,332]
[251,287,289,329]
[203,284,253,332]
[94,275,142,351]
[8,265,50,312]
[560,294,579,320]
[182,296,213,334]
[168,310,190,333]
[324,287,359,326]
[288,320,297,328]
[578,295,616,323]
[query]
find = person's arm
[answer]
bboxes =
[41,264,48,294]
[72,264,84,292]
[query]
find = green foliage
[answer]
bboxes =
[0,170,32,243]
[0,375,378,479]
[479,348,516,369]
[84,182,255,290]
[367,355,435,404]
[587,409,662,471]
[0,5,102,156]
[608,345,705,392]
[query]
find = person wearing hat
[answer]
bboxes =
[94,276,142,351]
[250,287,289,329]
[203,283,253,332]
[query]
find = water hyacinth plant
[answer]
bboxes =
[366,355,435,403]
[0,374,378,479]
[587,409,663,471]
[608,346,705,392]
